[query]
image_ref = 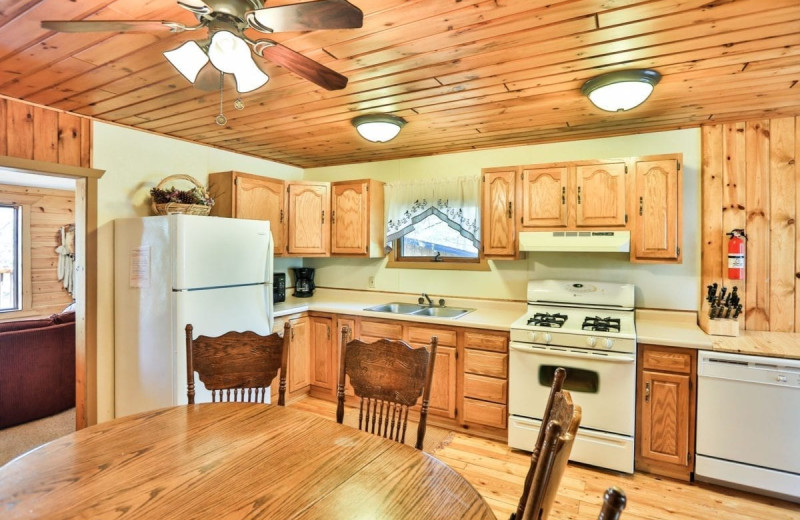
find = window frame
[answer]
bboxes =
[0,202,33,318]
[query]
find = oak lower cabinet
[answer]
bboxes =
[631,155,682,263]
[309,315,334,393]
[330,179,385,257]
[407,325,457,419]
[481,166,518,258]
[636,344,696,481]
[287,181,330,256]
[208,171,287,256]
[461,330,508,434]
[287,315,311,395]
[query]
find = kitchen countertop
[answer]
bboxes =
[273,288,526,332]
[275,291,800,360]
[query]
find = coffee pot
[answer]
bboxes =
[292,267,315,298]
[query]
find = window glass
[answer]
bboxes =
[0,205,20,312]
[398,213,479,260]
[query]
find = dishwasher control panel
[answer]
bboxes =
[698,350,800,388]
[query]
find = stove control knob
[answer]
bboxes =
[604,338,614,349]
[586,336,597,348]
[543,333,552,344]
[528,331,537,342]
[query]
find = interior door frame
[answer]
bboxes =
[0,156,104,429]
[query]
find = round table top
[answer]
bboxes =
[0,403,496,519]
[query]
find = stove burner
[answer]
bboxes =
[528,312,567,328]
[582,316,621,333]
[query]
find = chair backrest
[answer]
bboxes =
[512,367,567,519]
[336,325,437,450]
[597,486,627,520]
[521,388,582,520]
[185,322,291,405]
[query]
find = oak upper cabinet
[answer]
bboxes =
[481,167,517,257]
[574,161,627,227]
[287,181,330,256]
[287,315,311,394]
[330,179,385,257]
[636,344,696,482]
[208,171,287,256]
[632,155,682,263]
[519,165,568,228]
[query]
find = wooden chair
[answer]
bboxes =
[597,486,627,520]
[336,325,437,450]
[185,322,291,405]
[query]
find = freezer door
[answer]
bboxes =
[172,214,272,289]
[174,284,273,406]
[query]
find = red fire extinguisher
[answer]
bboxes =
[727,229,747,280]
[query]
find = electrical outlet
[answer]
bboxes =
[368,276,376,288]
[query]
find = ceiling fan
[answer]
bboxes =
[42,0,362,93]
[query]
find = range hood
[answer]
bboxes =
[518,230,631,252]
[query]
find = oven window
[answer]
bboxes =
[539,365,599,393]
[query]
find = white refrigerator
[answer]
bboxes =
[114,214,274,418]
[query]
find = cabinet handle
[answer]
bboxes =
[645,381,650,402]
[321,210,325,224]
[280,209,284,223]
[561,186,566,204]
[291,328,295,340]
[577,186,582,205]
[331,210,336,224]
[507,202,512,219]
[327,325,330,340]
[639,196,644,216]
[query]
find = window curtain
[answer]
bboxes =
[385,176,481,251]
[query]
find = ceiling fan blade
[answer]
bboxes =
[246,0,362,33]
[255,41,347,90]
[41,20,189,33]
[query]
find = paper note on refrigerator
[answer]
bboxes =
[129,247,150,288]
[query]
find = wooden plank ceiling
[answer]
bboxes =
[0,0,798,168]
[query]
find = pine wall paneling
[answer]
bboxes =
[702,116,799,332]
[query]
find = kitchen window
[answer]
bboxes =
[385,176,484,268]
[0,205,22,312]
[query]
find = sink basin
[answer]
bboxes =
[410,306,474,319]
[364,302,425,314]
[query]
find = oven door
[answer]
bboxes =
[508,341,636,436]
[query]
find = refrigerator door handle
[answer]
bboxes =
[266,230,274,332]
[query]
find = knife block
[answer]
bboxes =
[698,301,740,336]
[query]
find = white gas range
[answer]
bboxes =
[508,279,637,474]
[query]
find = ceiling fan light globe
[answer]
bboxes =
[353,114,406,143]
[582,69,661,112]
[163,41,209,83]
[232,69,269,93]
[208,30,269,93]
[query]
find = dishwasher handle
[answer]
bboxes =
[510,342,635,363]
[698,350,800,388]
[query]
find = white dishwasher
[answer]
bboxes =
[696,350,800,503]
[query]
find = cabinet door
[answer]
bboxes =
[236,175,287,256]
[519,165,568,228]
[639,370,690,466]
[310,316,334,390]
[337,317,357,397]
[287,182,330,255]
[481,167,517,257]
[288,316,310,393]
[632,158,681,262]
[331,181,369,255]
[575,162,627,227]
[429,345,457,419]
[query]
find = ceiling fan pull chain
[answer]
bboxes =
[216,71,227,126]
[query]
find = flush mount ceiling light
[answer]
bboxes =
[352,114,407,143]
[581,69,662,112]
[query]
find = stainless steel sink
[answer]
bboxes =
[364,302,425,314]
[410,306,474,319]
[363,302,474,319]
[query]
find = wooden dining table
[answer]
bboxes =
[0,403,496,519]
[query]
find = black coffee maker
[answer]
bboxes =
[292,267,315,298]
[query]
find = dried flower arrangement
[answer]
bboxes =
[150,175,214,216]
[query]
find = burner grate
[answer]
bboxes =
[528,312,568,328]
[582,316,621,333]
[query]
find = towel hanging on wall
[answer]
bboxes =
[56,224,75,296]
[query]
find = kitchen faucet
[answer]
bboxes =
[419,293,434,306]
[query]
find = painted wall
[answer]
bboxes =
[92,122,303,422]
[304,129,701,310]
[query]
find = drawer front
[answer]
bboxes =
[464,331,508,352]
[463,398,507,429]
[464,349,508,378]
[642,347,692,374]
[464,373,507,404]
[359,319,403,340]
[407,326,457,347]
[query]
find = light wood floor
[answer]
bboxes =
[291,396,800,520]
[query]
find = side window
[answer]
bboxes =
[0,205,21,312]
[396,213,479,262]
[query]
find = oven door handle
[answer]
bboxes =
[510,342,635,363]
